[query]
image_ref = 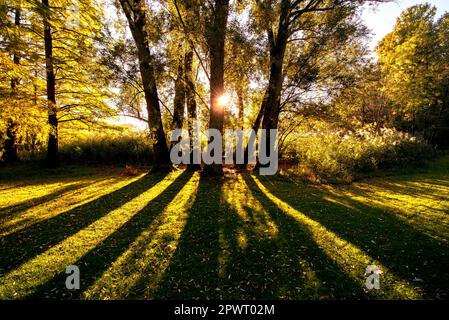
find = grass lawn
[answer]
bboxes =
[0,157,448,300]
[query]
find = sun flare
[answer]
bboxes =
[217,94,230,107]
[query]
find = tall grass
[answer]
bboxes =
[59,133,153,165]
[282,125,436,183]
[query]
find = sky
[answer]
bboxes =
[362,0,449,52]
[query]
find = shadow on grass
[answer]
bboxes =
[257,175,449,299]
[0,181,95,222]
[4,168,447,299]
[0,172,169,275]
[156,175,367,299]
[26,171,194,299]
[357,178,449,202]
[0,164,97,188]
[154,175,223,299]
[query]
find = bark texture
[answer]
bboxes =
[43,0,59,167]
[202,0,230,176]
[119,0,171,171]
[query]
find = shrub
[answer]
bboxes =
[282,125,436,183]
[59,133,153,166]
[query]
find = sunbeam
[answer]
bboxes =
[0,176,133,235]
[83,173,200,299]
[251,175,421,299]
[0,171,182,299]
[328,180,449,243]
[223,175,278,241]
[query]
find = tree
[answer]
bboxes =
[42,0,58,167]
[170,0,209,171]
[1,1,21,163]
[245,0,390,169]
[434,12,449,144]
[332,65,392,130]
[1,0,48,163]
[377,3,449,144]
[171,43,186,133]
[202,0,230,176]
[184,49,201,171]
[118,0,172,171]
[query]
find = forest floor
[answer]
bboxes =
[0,156,448,300]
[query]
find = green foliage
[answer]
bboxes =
[377,4,449,143]
[283,124,435,183]
[59,132,153,165]
[0,0,47,159]
[0,0,117,163]
[331,64,392,129]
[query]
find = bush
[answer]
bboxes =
[282,125,436,183]
[59,133,153,166]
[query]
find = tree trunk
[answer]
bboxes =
[261,29,288,131]
[172,51,186,131]
[119,0,171,172]
[170,48,186,151]
[3,5,21,163]
[242,1,289,171]
[202,0,229,177]
[257,8,289,170]
[236,86,244,130]
[185,50,201,171]
[237,91,266,170]
[3,120,18,163]
[43,0,59,168]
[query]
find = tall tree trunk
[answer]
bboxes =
[261,28,288,132]
[238,89,267,169]
[241,1,290,170]
[43,0,58,167]
[184,50,201,171]
[3,5,21,163]
[119,0,171,172]
[202,0,230,177]
[172,48,186,130]
[170,48,186,151]
[257,5,289,170]
[3,120,18,163]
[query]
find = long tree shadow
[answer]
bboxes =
[346,179,449,242]
[155,175,224,299]
[0,164,98,188]
[26,171,194,299]
[0,172,169,275]
[0,181,99,223]
[354,177,449,202]
[236,174,368,299]
[156,174,367,299]
[257,174,449,299]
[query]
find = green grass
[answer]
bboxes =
[0,157,448,300]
